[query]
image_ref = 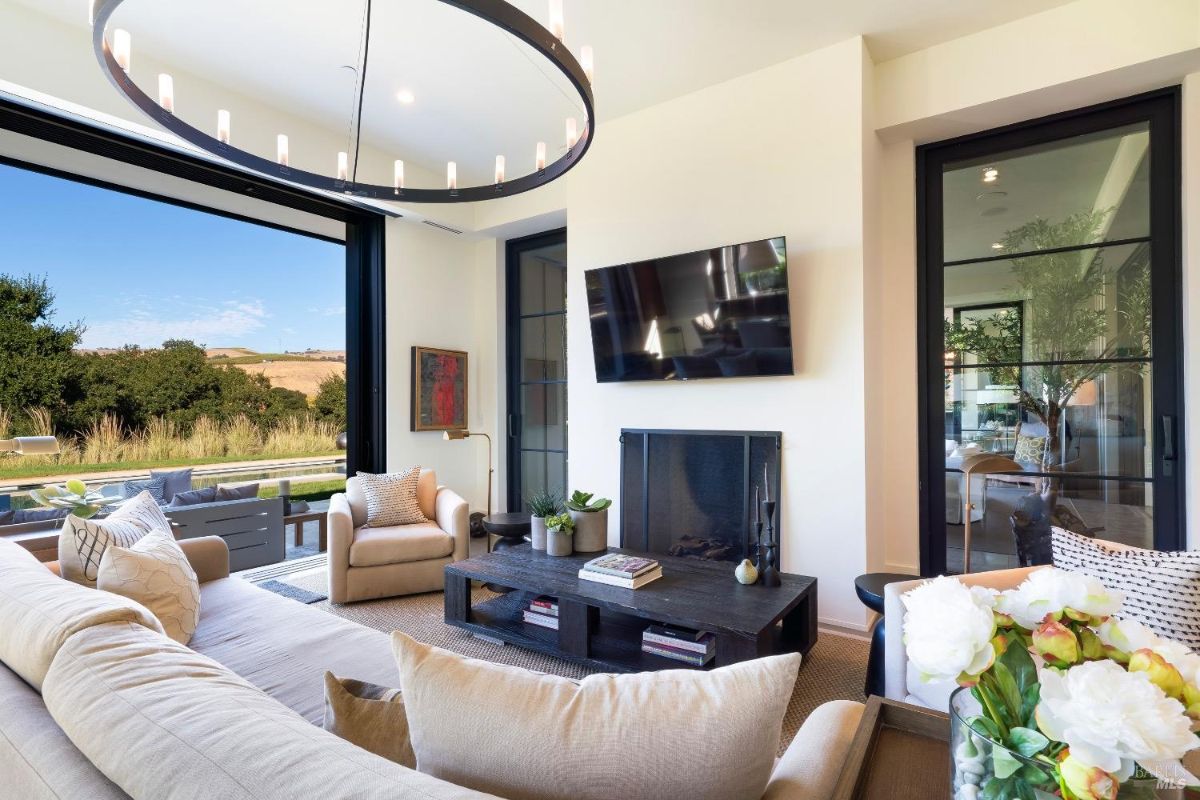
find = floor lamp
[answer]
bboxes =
[0,436,59,456]
[960,453,1022,573]
[442,429,492,517]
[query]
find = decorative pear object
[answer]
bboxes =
[735,559,758,585]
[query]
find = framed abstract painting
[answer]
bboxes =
[411,346,469,431]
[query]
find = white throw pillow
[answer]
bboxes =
[356,468,429,527]
[1051,527,1200,649]
[97,527,200,645]
[59,490,172,587]
[391,631,801,800]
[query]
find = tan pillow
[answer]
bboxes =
[97,527,200,645]
[391,631,801,800]
[59,490,172,586]
[355,468,429,527]
[322,672,415,768]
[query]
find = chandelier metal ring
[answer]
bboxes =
[90,0,595,203]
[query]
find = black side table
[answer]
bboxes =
[854,572,914,698]
[482,512,531,553]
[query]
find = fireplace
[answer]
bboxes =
[619,428,781,564]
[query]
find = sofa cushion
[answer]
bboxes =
[42,621,499,800]
[0,537,163,690]
[59,490,171,586]
[190,576,399,723]
[323,672,415,768]
[122,477,167,503]
[98,527,201,644]
[215,482,259,501]
[392,631,801,800]
[0,662,129,800]
[150,467,193,502]
[416,468,437,521]
[350,523,454,567]
[169,486,218,507]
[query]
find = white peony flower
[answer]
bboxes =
[902,576,997,685]
[1095,618,1200,683]
[1035,660,1198,775]
[995,568,1123,630]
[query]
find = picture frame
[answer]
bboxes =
[410,346,469,431]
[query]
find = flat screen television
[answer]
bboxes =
[585,236,792,382]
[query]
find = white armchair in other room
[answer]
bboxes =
[326,469,469,603]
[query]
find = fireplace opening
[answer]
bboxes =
[619,428,781,564]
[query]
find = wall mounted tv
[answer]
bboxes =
[585,236,793,382]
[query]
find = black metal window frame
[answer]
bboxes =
[0,95,388,474]
[916,87,1185,576]
[505,227,568,510]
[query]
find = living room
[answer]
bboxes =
[3,0,1200,798]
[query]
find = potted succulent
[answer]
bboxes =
[526,491,561,551]
[566,490,611,553]
[544,513,574,557]
[30,480,116,520]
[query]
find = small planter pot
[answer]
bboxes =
[546,530,573,557]
[530,516,548,551]
[570,509,608,553]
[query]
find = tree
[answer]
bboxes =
[0,274,83,431]
[313,372,347,430]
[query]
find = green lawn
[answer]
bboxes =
[259,477,346,503]
[0,451,342,482]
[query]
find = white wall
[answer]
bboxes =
[566,38,874,629]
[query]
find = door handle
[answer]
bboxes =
[1162,415,1176,476]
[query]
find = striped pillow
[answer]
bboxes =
[1051,527,1200,650]
[356,468,429,528]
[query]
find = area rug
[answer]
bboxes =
[283,569,869,753]
[257,579,328,605]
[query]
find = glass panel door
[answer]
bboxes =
[506,230,568,511]
[919,92,1183,575]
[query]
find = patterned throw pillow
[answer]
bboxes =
[356,468,429,527]
[1052,528,1200,650]
[97,527,200,645]
[58,491,172,587]
[123,477,167,504]
[1013,434,1046,464]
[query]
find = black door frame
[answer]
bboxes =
[917,87,1184,576]
[505,227,568,511]
[0,96,388,474]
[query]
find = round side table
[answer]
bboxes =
[854,572,914,698]
[482,512,532,553]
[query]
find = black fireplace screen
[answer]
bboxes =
[619,429,782,564]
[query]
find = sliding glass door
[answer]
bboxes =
[918,90,1184,575]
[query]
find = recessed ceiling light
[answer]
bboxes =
[991,242,1004,250]
[982,167,999,183]
[396,89,415,105]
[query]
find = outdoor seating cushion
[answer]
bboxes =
[150,467,193,502]
[392,631,801,800]
[42,620,498,800]
[169,486,218,507]
[215,483,259,501]
[0,537,163,690]
[349,523,454,568]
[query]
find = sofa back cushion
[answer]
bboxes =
[59,490,172,586]
[392,631,800,800]
[98,528,200,644]
[0,538,163,690]
[42,621,498,800]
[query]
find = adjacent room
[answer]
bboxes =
[2,1,1200,798]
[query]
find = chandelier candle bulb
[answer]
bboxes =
[548,0,564,40]
[112,28,131,71]
[157,74,173,112]
[580,45,594,83]
[447,161,457,190]
[393,160,404,191]
[277,134,289,166]
[337,152,349,182]
[216,110,230,144]
[536,142,547,171]
[495,155,505,184]
[566,117,578,148]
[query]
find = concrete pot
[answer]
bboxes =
[546,530,573,557]
[530,516,548,550]
[570,508,608,553]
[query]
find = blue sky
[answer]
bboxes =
[0,163,345,353]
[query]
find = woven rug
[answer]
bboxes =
[257,579,328,604]
[283,569,869,753]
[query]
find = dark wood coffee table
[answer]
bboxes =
[444,544,817,673]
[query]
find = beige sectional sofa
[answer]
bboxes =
[0,535,863,800]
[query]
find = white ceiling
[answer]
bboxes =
[13,0,1078,187]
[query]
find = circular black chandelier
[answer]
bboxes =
[89,0,595,203]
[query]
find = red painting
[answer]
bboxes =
[411,347,468,431]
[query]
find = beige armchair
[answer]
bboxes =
[327,469,469,603]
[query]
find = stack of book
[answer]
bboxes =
[578,554,662,589]
[522,596,559,630]
[641,625,715,666]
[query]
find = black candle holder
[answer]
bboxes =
[759,500,781,587]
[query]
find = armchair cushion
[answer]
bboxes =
[351,468,429,528]
[349,523,454,568]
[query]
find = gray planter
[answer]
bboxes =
[570,508,608,553]
[546,530,573,557]
[530,516,548,550]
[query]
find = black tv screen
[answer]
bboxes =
[585,236,792,383]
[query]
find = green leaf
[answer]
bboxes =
[980,776,1014,800]
[968,714,1002,741]
[65,478,87,496]
[1018,764,1056,787]
[1020,683,1041,727]
[998,633,1038,694]
[1007,727,1049,758]
[992,746,1023,780]
[991,662,1024,722]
